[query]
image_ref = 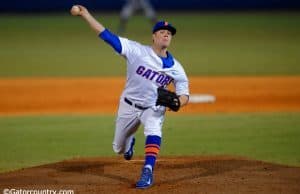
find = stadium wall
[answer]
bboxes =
[0,0,299,12]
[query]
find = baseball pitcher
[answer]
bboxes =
[71,5,189,189]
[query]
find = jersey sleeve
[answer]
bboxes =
[173,62,190,96]
[174,76,189,96]
[99,29,122,53]
[119,37,143,62]
[99,30,143,63]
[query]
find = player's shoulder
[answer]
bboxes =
[119,37,148,56]
[119,37,146,48]
[170,58,188,79]
[173,57,184,70]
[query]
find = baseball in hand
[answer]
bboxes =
[70,5,80,16]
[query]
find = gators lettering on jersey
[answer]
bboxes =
[99,29,189,107]
[136,65,173,86]
[119,37,189,107]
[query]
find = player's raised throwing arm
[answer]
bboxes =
[71,5,105,34]
[71,5,122,54]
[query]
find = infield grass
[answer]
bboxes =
[0,113,299,172]
[0,12,300,76]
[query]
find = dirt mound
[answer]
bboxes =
[1,156,299,194]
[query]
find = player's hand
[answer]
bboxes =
[71,5,89,17]
[77,5,89,15]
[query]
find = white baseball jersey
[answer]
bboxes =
[119,37,189,107]
[111,35,189,154]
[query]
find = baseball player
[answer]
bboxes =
[118,0,157,34]
[71,5,189,189]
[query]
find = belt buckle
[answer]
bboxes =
[131,101,137,108]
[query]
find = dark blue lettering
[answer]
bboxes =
[136,66,174,86]
[149,71,159,80]
[156,74,164,84]
[136,66,145,75]
[142,69,152,79]
[161,76,171,86]
[168,77,173,85]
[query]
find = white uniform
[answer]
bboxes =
[112,37,189,154]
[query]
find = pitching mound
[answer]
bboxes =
[0,156,299,194]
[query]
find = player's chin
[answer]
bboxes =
[161,42,170,49]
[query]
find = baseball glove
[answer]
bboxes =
[156,87,180,112]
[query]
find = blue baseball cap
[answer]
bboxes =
[152,21,176,35]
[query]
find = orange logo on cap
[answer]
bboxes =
[164,21,168,26]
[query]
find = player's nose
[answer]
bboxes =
[163,33,170,38]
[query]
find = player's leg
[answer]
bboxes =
[118,0,135,34]
[123,123,139,160]
[136,107,165,189]
[140,0,157,25]
[112,100,140,156]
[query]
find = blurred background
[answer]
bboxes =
[1,0,300,76]
[1,0,300,12]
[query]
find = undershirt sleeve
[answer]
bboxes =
[99,29,122,54]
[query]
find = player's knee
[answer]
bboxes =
[144,129,161,138]
[112,144,124,154]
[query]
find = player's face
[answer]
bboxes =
[152,29,172,49]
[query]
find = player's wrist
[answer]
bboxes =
[179,95,189,107]
[81,11,91,19]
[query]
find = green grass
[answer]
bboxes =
[0,12,300,76]
[0,113,299,172]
